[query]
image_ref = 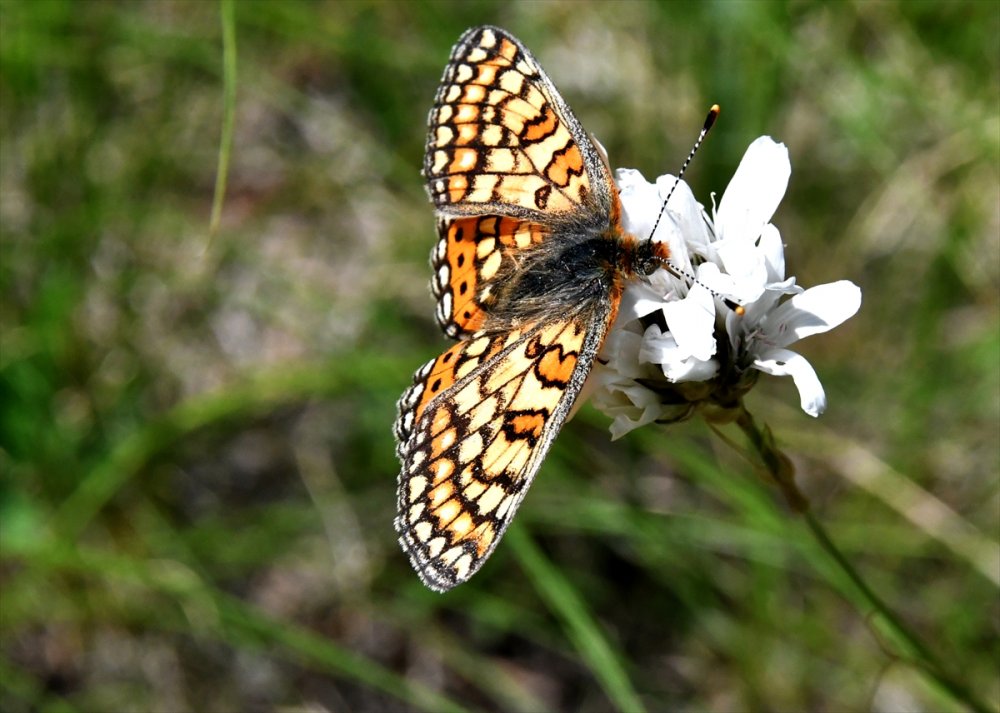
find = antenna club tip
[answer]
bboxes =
[703,104,721,130]
[722,297,745,316]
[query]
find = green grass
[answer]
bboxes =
[2,1,998,711]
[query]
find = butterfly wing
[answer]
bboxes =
[396,25,629,590]
[424,25,618,338]
[429,214,553,338]
[394,306,612,591]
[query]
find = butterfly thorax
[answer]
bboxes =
[481,222,668,331]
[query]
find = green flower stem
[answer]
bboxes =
[734,408,808,513]
[736,405,995,713]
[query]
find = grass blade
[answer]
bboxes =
[507,523,647,713]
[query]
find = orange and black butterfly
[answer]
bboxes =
[394,26,670,591]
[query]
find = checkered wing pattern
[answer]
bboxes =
[394,310,610,591]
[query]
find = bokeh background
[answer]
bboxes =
[2,1,998,711]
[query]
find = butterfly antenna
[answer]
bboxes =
[648,104,745,316]
[647,104,719,242]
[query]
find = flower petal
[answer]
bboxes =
[638,324,678,364]
[753,348,827,416]
[599,326,646,379]
[734,277,801,332]
[715,137,790,245]
[765,280,862,347]
[758,223,786,282]
[618,277,671,323]
[639,324,719,382]
[714,238,768,302]
[662,353,719,383]
[693,261,738,300]
[589,373,663,440]
[616,168,661,238]
[653,174,711,261]
[662,283,716,361]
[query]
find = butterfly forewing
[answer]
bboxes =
[425,25,612,218]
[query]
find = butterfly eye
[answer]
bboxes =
[638,254,661,277]
[632,240,670,277]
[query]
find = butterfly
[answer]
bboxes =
[393,25,670,591]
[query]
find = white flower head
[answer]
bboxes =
[592,137,862,438]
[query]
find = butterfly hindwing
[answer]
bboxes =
[395,328,523,456]
[430,214,551,338]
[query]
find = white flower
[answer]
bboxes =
[591,137,862,438]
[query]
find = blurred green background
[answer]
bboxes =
[2,1,997,711]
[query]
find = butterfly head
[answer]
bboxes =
[631,238,672,278]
